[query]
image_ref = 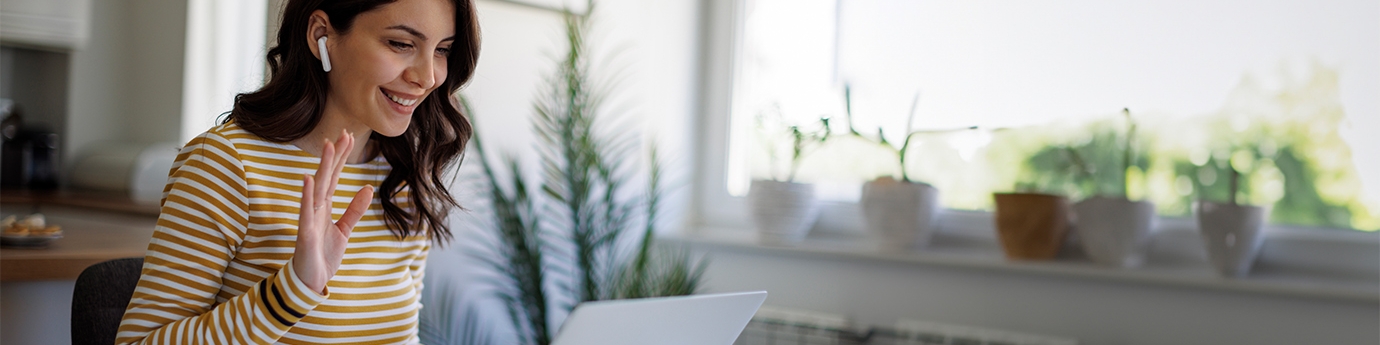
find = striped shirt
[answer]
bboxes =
[117,122,431,344]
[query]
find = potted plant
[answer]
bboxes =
[992,147,1090,260]
[841,87,975,252]
[1195,155,1270,278]
[1071,109,1158,268]
[748,107,831,245]
[432,6,705,345]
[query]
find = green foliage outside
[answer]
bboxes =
[753,64,1376,231]
[1008,66,1372,230]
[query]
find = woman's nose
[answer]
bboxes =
[405,55,438,90]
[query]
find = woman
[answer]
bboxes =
[115,0,479,343]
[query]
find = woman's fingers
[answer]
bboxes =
[323,132,351,208]
[300,174,316,228]
[335,185,375,236]
[316,138,336,204]
[327,132,350,199]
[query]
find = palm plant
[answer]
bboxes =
[610,146,706,299]
[466,96,554,345]
[532,2,632,307]
[446,3,704,345]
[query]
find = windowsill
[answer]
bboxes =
[667,226,1380,304]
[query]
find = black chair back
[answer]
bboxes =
[71,257,144,345]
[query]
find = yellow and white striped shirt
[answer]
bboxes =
[117,122,431,344]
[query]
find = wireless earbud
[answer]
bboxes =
[317,36,332,72]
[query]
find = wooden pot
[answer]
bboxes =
[993,193,1071,260]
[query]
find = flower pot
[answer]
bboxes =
[861,177,940,252]
[1072,196,1157,268]
[748,179,821,245]
[1196,202,1268,278]
[992,193,1071,260]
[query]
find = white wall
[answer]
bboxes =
[695,246,1378,345]
[66,0,187,166]
[459,0,700,185]
[64,0,131,160]
[123,0,188,144]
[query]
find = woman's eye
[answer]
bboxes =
[389,40,414,50]
[436,47,451,57]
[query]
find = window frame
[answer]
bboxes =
[689,0,1379,280]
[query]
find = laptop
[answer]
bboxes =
[551,291,768,345]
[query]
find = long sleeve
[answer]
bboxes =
[116,131,329,345]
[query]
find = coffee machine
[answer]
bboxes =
[1,101,60,191]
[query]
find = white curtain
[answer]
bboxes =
[181,0,268,142]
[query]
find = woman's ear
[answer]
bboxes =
[306,10,333,61]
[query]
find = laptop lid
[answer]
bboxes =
[551,291,768,345]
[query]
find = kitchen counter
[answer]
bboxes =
[0,203,157,281]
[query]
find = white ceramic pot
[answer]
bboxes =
[1072,196,1157,268]
[748,180,821,245]
[861,177,941,252]
[1196,202,1269,278]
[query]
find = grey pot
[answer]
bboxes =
[861,178,941,252]
[748,180,821,245]
[1072,196,1157,268]
[1196,202,1269,278]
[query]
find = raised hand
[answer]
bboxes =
[293,130,375,294]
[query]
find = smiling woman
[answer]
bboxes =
[113,0,481,344]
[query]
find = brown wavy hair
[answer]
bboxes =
[225,0,479,244]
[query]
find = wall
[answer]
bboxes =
[66,0,187,166]
[693,245,1378,345]
[124,0,187,144]
[63,0,129,163]
[459,0,699,181]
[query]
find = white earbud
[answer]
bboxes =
[317,36,332,72]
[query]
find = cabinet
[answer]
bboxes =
[0,0,92,50]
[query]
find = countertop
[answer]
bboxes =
[0,201,157,282]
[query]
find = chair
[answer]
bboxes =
[71,257,144,345]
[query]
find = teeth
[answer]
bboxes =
[385,91,418,106]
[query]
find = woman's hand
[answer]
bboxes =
[293,131,375,294]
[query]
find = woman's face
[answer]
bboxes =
[317,0,455,137]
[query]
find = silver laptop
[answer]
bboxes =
[551,291,768,345]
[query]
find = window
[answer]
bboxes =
[722,0,1380,231]
[181,0,269,142]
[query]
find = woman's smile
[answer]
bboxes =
[382,88,420,107]
[381,88,422,116]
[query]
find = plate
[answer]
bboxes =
[1,233,62,247]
